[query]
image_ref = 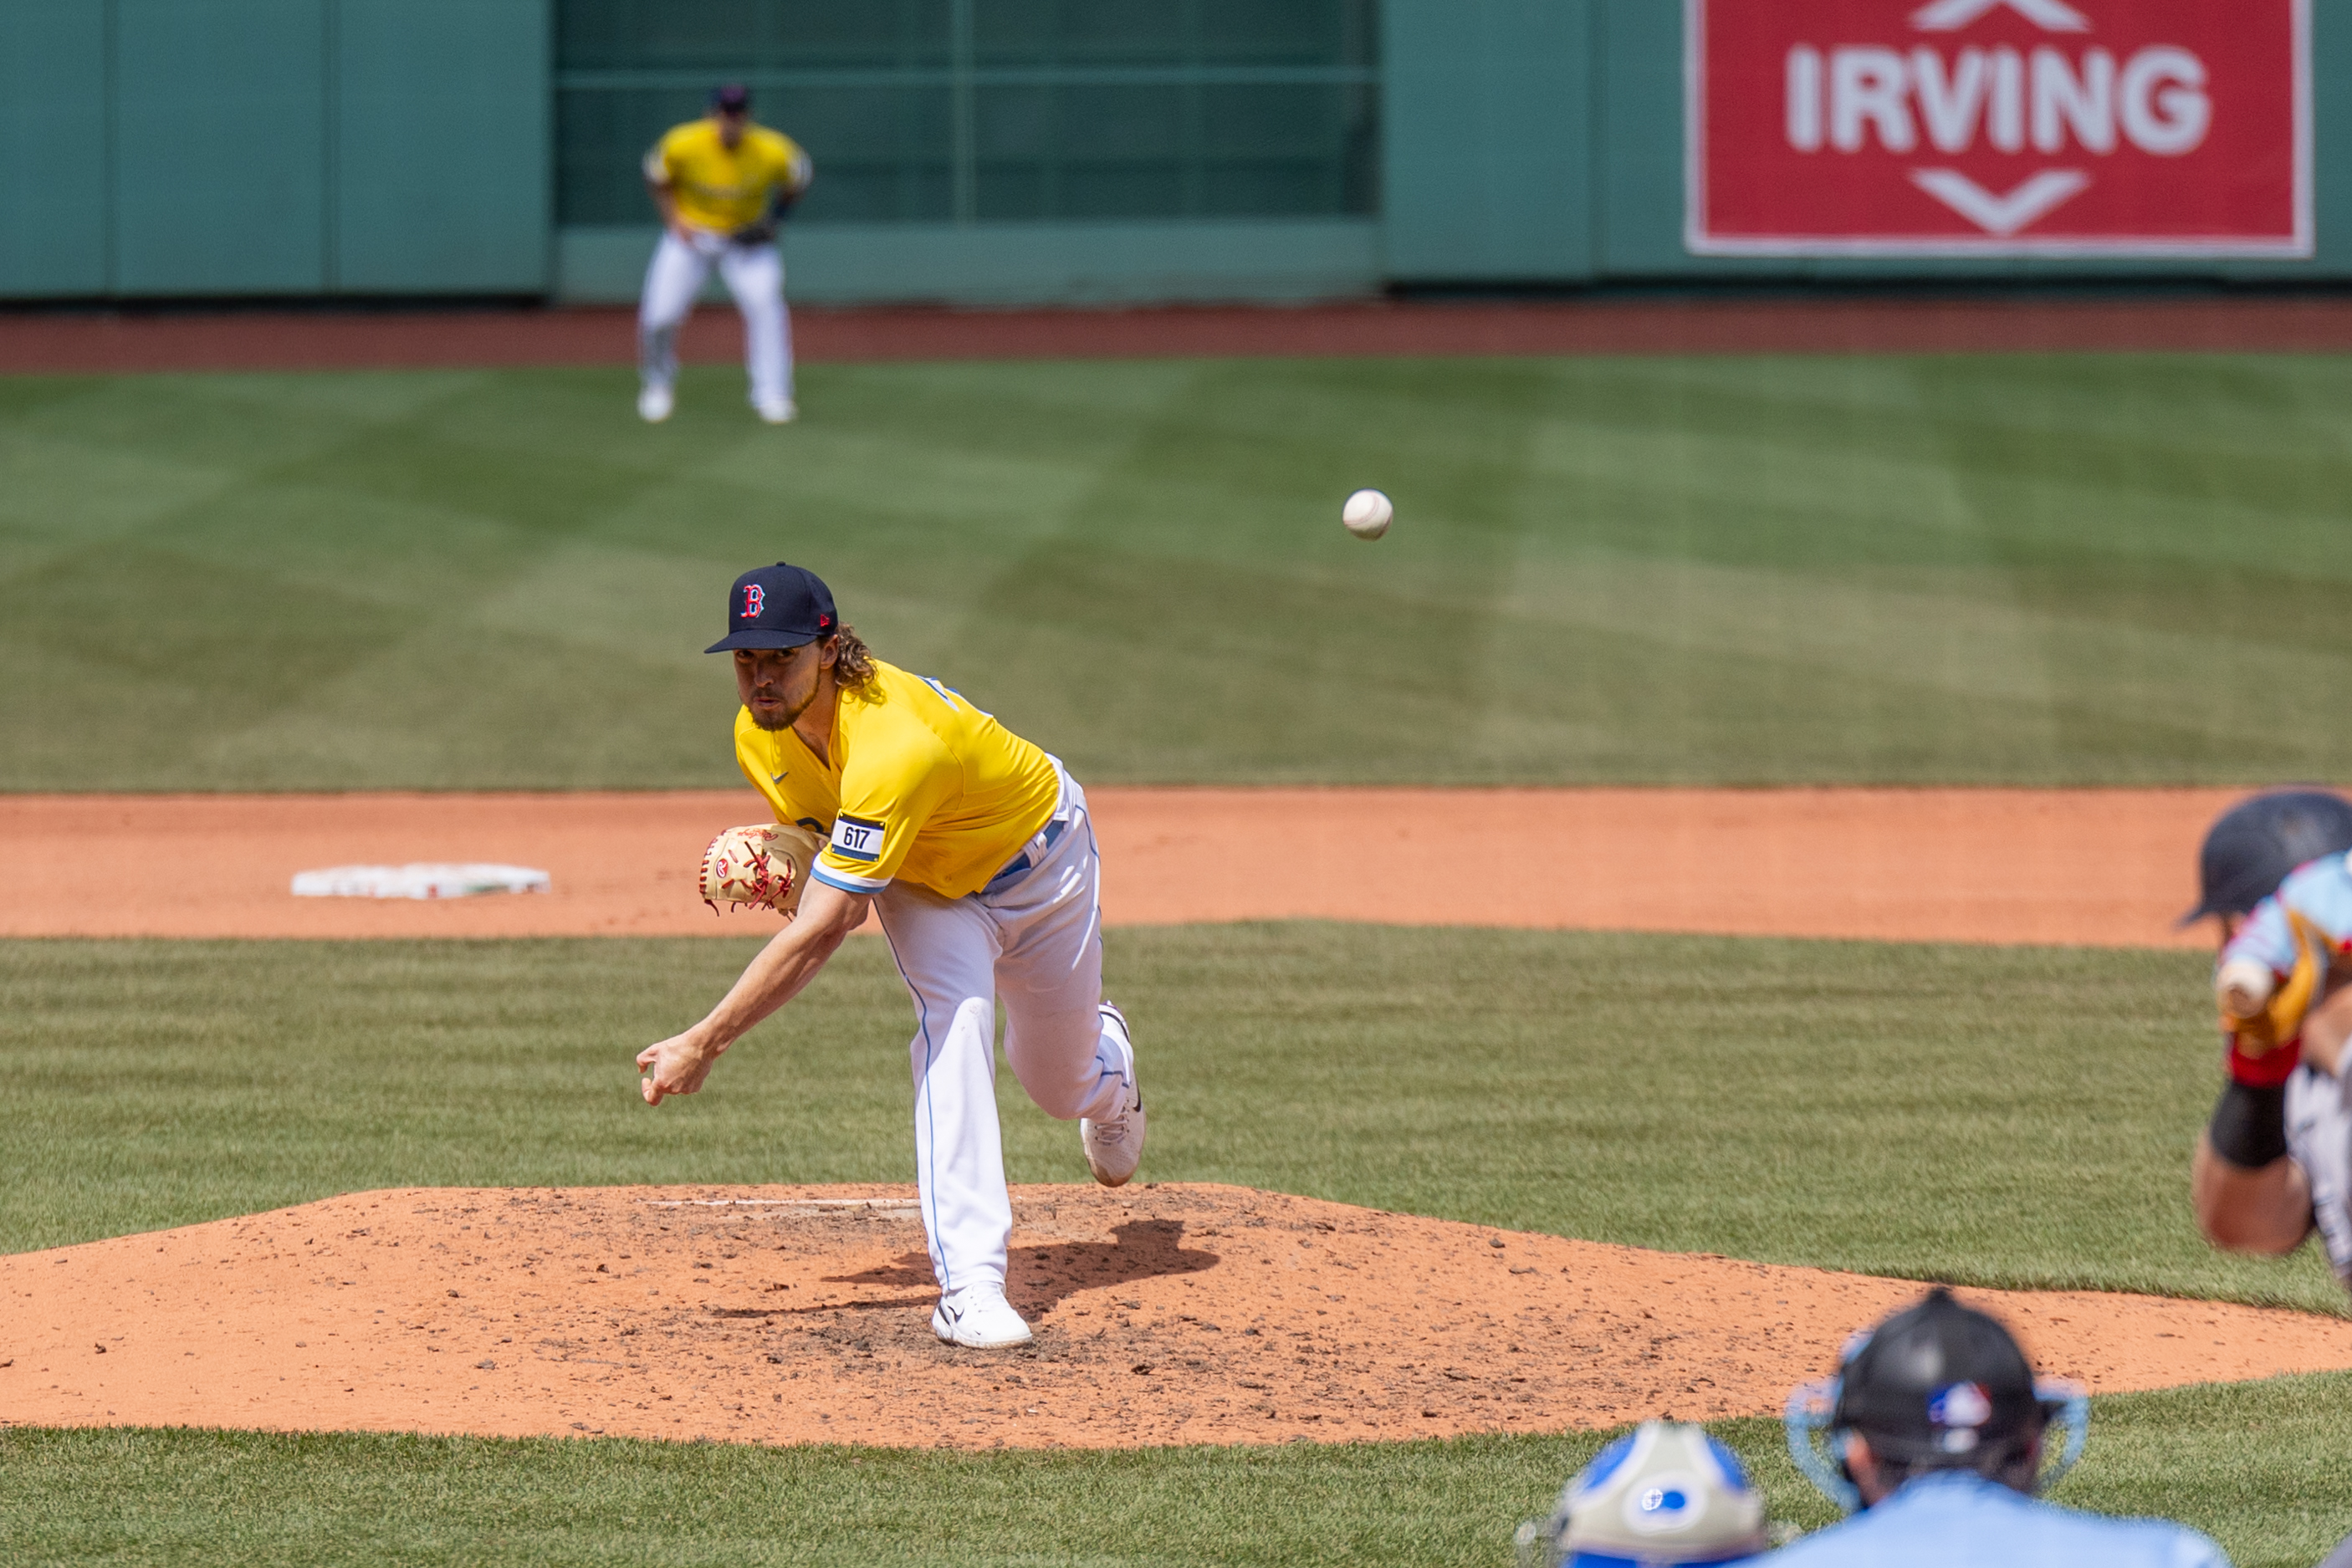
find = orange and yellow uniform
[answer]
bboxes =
[733,659,1061,900]
[644,119,812,234]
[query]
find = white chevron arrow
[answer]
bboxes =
[1910,0,2090,31]
[1910,169,2091,235]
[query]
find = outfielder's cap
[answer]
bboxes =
[1830,1288,2052,1467]
[2183,789,2352,926]
[1537,1421,1766,1566]
[706,563,836,653]
[712,83,751,113]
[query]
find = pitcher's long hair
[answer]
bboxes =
[830,625,877,692]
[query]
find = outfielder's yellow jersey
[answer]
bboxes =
[734,659,1060,901]
[644,119,812,233]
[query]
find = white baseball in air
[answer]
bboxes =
[1342,488,1393,540]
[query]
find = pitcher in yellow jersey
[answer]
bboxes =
[637,84,814,426]
[637,563,1147,1350]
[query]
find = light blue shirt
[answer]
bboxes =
[1769,1473,2228,1568]
[2224,850,2352,988]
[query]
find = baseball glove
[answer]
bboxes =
[699,823,821,915]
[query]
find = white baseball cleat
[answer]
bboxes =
[931,1284,1032,1350]
[1081,1002,1146,1187]
[754,396,797,424]
[637,384,674,423]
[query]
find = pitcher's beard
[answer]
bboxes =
[748,685,817,732]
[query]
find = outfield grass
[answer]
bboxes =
[4,925,2337,1310]
[5,1375,2349,1567]
[4,356,2351,789]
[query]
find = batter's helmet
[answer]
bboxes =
[2183,789,2352,925]
[1517,1421,1767,1568]
[1784,1288,2087,1514]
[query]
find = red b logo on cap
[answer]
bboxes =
[742,584,765,618]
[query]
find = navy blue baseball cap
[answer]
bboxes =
[707,563,837,653]
[712,83,751,114]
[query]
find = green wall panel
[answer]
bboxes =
[1382,0,1593,282]
[0,4,110,296]
[554,0,1378,228]
[1593,0,1695,280]
[555,218,1380,304]
[335,0,550,292]
[112,0,327,294]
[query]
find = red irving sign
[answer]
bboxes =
[1687,0,2311,256]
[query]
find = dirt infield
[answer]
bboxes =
[1,786,2233,947]
[6,294,2352,375]
[5,1182,2348,1451]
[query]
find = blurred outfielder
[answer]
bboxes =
[2186,789,2352,1288]
[637,84,812,426]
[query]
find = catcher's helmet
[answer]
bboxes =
[1518,1421,1766,1567]
[2183,789,2352,925]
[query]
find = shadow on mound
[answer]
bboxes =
[815,1218,1220,1315]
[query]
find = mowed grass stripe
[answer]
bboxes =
[5,1377,2350,1568]
[2,927,2333,1312]
[4,356,2352,789]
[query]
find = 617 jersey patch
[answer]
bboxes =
[829,815,884,863]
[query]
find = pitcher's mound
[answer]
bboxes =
[5,1182,2351,1449]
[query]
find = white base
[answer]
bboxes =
[290,864,551,900]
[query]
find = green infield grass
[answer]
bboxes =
[4,1375,2349,1567]
[4,925,2337,1311]
[4,355,2350,790]
[8,924,2349,1561]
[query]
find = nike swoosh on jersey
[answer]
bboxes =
[771,771,788,782]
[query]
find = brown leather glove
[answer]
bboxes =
[698,823,821,914]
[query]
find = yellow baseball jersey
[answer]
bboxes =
[644,119,812,233]
[734,659,1060,901]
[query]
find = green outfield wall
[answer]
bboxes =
[2,0,2345,304]
[0,0,550,299]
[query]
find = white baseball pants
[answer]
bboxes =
[637,227,795,411]
[2288,1062,2352,1290]
[874,765,1133,1299]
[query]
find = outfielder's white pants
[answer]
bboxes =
[637,227,794,410]
[874,765,1133,1300]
